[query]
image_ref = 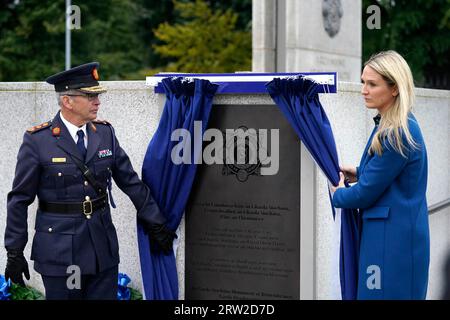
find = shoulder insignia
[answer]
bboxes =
[92,118,111,125]
[27,120,52,134]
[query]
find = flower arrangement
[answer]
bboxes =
[0,275,11,300]
[0,274,44,300]
[117,273,142,300]
[1,273,142,300]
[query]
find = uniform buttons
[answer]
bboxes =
[48,227,53,233]
[84,181,89,186]
[58,173,62,177]
[85,196,90,201]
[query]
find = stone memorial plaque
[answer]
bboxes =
[185,104,300,300]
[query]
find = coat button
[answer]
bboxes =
[85,196,90,201]
[84,181,89,186]
[86,215,91,219]
[48,227,53,233]
[58,173,62,177]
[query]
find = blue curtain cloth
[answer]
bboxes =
[266,77,361,300]
[139,77,218,299]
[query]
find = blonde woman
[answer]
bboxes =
[331,51,429,299]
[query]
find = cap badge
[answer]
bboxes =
[92,68,99,80]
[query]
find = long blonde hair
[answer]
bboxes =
[365,50,418,157]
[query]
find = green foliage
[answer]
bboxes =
[153,0,252,73]
[441,0,450,29]
[9,283,45,300]
[135,0,252,69]
[0,0,251,80]
[363,0,450,88]
[130,287,143,300]
[0,0,64,81]
[0,0,151,81]
[136,0,177,69]
[208,0,252,30]
[71,0,147,80]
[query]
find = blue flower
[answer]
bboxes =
[0,275,12,301]
[117,273,131,300]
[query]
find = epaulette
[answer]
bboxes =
[92,118,111,125]
[27,120,52,134]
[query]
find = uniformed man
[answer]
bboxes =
[3,62,176,299]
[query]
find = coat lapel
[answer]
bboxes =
[53,112,84,161]
[359,126,378,171]
[85,122,101,164]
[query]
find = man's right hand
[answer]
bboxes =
[5,249,30,286]
[340,165,358,183]
[147,224,177,255]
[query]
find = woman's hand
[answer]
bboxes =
[340,165,358,183]
[331,172,346,193]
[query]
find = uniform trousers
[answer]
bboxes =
[41,265,118,300]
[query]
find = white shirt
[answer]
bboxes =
[59,112,88,148]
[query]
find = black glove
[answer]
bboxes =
[146,224,177,255]
[5,249,30,286]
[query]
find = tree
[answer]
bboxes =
[71,0,148,80]
[0,0,252,80]
[133,0,252,70]
[134,0,177,71]
[0,0,65,81]
[0,0,151,81]
[363,0,450,89]
[152,0,252,73]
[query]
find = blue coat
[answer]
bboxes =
[5,112,165,276]
[332,113,429,299]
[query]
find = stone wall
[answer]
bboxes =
[0,81,448,299]
[253,0,362,81]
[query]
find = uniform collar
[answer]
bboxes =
[59,111,87,143]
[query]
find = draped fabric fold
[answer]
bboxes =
[266,76,361,300]
[138,77,218,299]
[339,197,362,299]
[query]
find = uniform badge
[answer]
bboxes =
[52,157,67,163]
[52,127,61,137]
[27,121,52,134]
[98,149,112,158]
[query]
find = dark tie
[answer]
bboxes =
[76,130,87,159]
